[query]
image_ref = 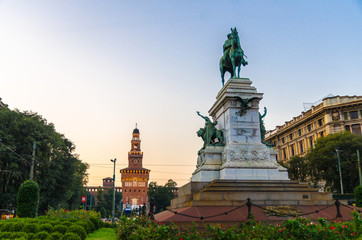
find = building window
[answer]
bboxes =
[318,118,323,127]
[350,111,358,119]
[344,112,348,120]
[307,124,312,132]
[125,182,132,187]
[309,136,314,149]
[299,141,304,153]
[289,133,293,140]
[133,178,137,186]
[319,131,324,137]
[298,129,302,136]
[138,182,145,187]
[282,148,286,159]
[124,189,127,192]
[281,137,285,144]
[291,145,295,157]
[352,124,361,136]
[345,125,351,131]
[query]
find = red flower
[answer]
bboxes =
[330,226,335,230]
[279,229,282,232]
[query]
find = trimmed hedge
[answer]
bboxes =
[22,223,38,233]
[17,180,40,218]
[355,185,362,207]
[33,230,51,240]
[67,225,87,240]
[61,232,81,240]
[50,232,63,240]
[0,210,102,239]
[53,224,67,234]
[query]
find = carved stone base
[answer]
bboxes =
[219,168,289,180]
[192,146,224,182]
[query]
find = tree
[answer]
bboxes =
[148,179,177,213]
[288,156,309,182]
[94,187,122,217]
[294,132,362,193]
[103,188,122,217]
[17,180,40,217]
[0,108,88,213]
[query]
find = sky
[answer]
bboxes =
[1,0,362,187]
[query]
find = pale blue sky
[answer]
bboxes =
[1,1,361,186]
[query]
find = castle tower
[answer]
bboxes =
[120,126,150,209]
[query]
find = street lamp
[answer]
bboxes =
[110,158,117,223]
[335,148,344,194]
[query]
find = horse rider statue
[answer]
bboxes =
[219,28,248,86]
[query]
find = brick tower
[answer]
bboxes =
[120,126,150,209]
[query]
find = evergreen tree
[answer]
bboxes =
[17,180,39,217]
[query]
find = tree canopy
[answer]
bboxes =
[148,179,177,213]
[0,108,88,213]
[288,132,362,193]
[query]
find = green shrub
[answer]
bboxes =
[76,220,95,234]
[27,232,35,239]
[10,231,27,239]
[76,222,90,234]
[50,232,63,240]
[67,225,87,240]
[355,185,362,207]
[89,217,100,230]
[0,222,12,232]
[53,225,67,234]
[17,180,40,218]
[60,232,81,240]
[22,223,38,233]
[33,231,50,240]
[61,221,72,227]
[38,223,53,233]
[0,232,11,239]
[85,219,95,232]
[9,221,24,232]
[49,221,61,226]
[101,221,113,228]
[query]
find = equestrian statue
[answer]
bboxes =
[219,28,248,86]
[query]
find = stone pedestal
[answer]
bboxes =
[192,78,288,182]
[166,77,334,216]
[191,146,223,182]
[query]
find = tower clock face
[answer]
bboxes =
[132,158,139,165]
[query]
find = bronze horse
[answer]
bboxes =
[219,28,248,86]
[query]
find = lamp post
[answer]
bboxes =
[336,148,344,194]
[357,150,362,186]
[110,158,117,223]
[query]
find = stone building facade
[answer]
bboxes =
[265,95,362,163]
[86,177,122,198]
[120,127,150,209]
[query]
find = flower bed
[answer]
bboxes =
[116,210,362,239]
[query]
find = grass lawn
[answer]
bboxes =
[86,228,117,240]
